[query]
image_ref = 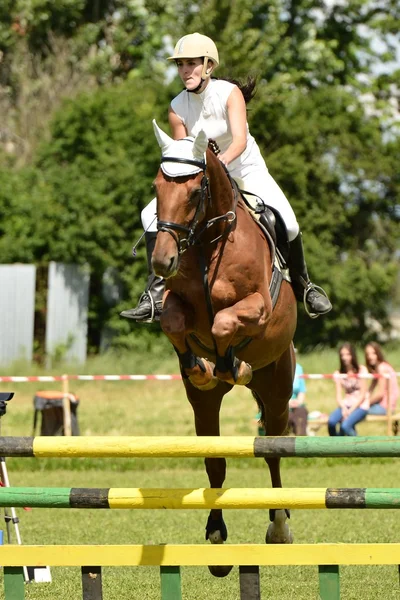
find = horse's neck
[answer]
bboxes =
[206,157,236,222]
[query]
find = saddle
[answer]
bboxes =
[256,204,290,268]
[235,187,289,266]
[238,189,291,309]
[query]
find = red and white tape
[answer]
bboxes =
[0,373,398,383]
[0,374,182,383]
[299,373,397,379]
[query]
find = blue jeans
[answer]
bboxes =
[368,404,387,415]
[328,406,368,436]
[328,404,387,436]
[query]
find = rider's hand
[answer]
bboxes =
[218,153,229,166]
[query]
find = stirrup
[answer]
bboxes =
[137,291,161,323]
[303,283,330,320]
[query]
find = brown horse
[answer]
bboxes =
[151,120,297,576]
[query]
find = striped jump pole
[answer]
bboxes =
[0,487,400,509]
[1,435,400,458]
[2,544,400,600]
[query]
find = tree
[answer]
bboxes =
[0,0,399,352]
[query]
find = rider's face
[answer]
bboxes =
[176,58,204,90]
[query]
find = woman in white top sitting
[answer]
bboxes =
[121,33,332,322]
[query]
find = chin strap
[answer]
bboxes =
[186,79,205,94]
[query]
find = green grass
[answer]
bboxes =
[1,463,400,599]
[0,347,399,598]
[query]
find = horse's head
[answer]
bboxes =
[152,120,211,279]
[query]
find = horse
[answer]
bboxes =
[151,119,297,577]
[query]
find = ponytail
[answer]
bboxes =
[213,76,257,104]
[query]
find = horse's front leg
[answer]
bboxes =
[185,379,233,578]
[160,290,217,390]
[250,353,294,545]
[212,291,269,385]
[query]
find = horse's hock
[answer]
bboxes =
[0,435,400,600]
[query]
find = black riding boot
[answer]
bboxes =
[288,233,332,318]
[120,232,165,322]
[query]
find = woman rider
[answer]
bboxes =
[121,33,332,322]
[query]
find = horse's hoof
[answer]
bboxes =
[216,361,253,386]
[208,565,234,578]
[265,509,294,544]
[236,361,253,385]
[207,529,233,578]
[189,360,219,390]
[206,515,232,577]
[190,376,219,391]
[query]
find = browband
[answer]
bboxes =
[161,156,206,170]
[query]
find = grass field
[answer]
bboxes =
[0,346,399,598]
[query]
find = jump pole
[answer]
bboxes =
[1,544,400,600]
[1,435,400,458]
[0,487,399,510]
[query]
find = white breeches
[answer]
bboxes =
[141,169,299,241]
[233,169,299,241]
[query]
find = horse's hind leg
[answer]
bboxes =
[249,349,295,544]
[183,377,234,578]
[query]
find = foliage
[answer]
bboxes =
[247,82,399,346]
[0,0,399,352]
[37,80,172,347]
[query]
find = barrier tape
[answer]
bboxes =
[0,375,182,382]
[0,373,398,383]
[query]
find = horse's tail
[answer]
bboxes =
[252,390,265,433]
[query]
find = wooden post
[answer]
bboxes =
[318,565,340,600]
[81,566,103,600]
[386,377,392,436]
[239,565,261,600]
[62,374,72,437]
[4,566,25,600]
[160,566,182,600]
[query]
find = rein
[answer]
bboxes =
[157,156,237,254]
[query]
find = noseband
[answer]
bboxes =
[157,156,236,254]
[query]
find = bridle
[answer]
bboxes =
[156,155,237,255]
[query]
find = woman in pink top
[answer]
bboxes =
[328,343,368,436]
[363,342,399,415]
[333,342,399,435]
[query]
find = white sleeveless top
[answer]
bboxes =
[170,79,267,178]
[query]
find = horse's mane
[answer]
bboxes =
[208,139,220,156]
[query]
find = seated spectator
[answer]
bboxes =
[288,361,308,436]
[328,343,368,436]
[361,342,398,416]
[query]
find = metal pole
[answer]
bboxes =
[0,456,29,582]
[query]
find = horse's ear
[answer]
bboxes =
[193,130,208,160]
[153,119,173,151]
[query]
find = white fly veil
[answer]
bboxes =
[152,119,208,177]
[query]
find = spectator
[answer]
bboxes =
[361,342,399,417]
[328,343,368,436]
[288,361,308,435]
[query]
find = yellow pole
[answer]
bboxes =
[62,374,72,437]
[0,543,400,566]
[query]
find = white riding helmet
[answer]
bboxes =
[168,33,219,80]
